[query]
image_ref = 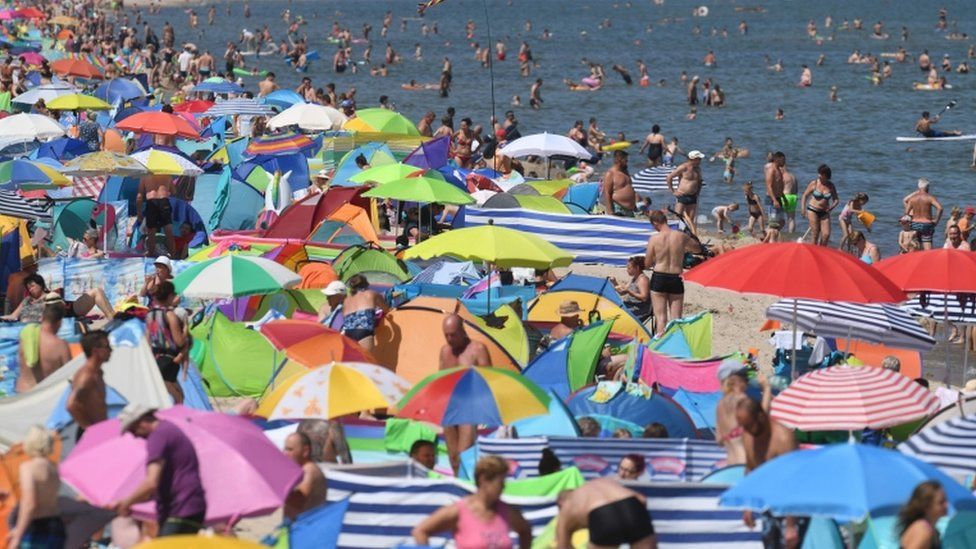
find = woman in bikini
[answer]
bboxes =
[453,118,474,169]
[742,182,766,238]
[801,164,840,246]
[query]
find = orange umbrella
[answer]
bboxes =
[56,29,75,41]
[259,319,375,366]
[116,111,201,139]
[50,58,104,80]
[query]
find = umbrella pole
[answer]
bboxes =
[964,325,970,388]
[791,299,798,381]
[944,293,951,387]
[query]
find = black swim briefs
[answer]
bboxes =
[145,198,173,229]
[588,496,655,546]
[675,193,698,206]
[650,271,684,295]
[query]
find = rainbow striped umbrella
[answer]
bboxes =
[244,132,316,157]
[397,366,550,426]
[0,159,69,190]
[129,148,203,176]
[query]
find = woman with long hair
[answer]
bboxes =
[800,164,840,246]
[898,480,947,549]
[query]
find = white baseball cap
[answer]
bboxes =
[688,150,705,160]
[154,256,172,270]
[323,280,347,296]
[118,403,157,434]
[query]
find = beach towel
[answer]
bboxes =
[18,323,40,370]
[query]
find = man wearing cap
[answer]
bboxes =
[318,281,347,328]
[67,331,111,441]
[666,150,705,232]
[601,150,637,217]
[113,403,207,536]
[16,299,71,393]
[903,178,943,250]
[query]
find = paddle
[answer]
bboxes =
[936,99,958,118]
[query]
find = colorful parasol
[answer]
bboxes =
[129,148,203,176]
[343,108,421,136]
[50,58,104,80]
[258,319,376,365]
[116,111,202,139]
[173,255,300,299]
[244,132,316,157]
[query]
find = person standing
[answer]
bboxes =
[644,210,703,337]
[283,432,328,521]
[6,426,65,549]
[638,125,665,167]
[112,404,207,536]
[146,282,187,404]
[800,164,839,246]
[903,178,943,250]
[601,150,637,216]
[529,78,543,110]
[898,481,948,549]
[666,150,705,232]
[439,315,490,475]
[764,152,786,227]
[66,331,111,442]
[16,301,71,393]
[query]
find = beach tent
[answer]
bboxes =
[636,349,724,393]
[481,193,573,214]
[215,289,326,323]
[191,168,265,233]
[528,290,652,343]
[330,143,397,187]
[670,388,722,436]
[332,243,411,285]
[373,300,521,384]
[511,389,581,437]
[207,136,250,167]
[190,310,283,397]
[522,320,614,400]
[262,187,371,239]
[50,198,96,251]
[308,203,379,247]
[298,262,339,289]
[0,323,170,450]
[566,384,699,439]
[649,312,714,359]
[404,135,450,170]
[549,273,625,307]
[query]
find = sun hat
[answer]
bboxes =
[717,359,749,382]
[688,150,705,159]
[153,256,172,270]
[322,280,347,297]
[43,292,64,305]
[118,403,157,434]
[558,300,582,316]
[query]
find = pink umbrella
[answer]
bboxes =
[19,52,45,66]
[60,406,301,525]
[0,10,14,21]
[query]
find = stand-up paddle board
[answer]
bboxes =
[896,135,976,142]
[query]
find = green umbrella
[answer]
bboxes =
[402,225,574,269]
[348,163,425,185]
[343,108,421,136]
[173,255,300,299]
[361,175,475,205]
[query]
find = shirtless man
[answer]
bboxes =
[915,111,962,138]
[715,365,772,466]
[67,331,111,441]
[644,210,702,337]
[197,50,214,78]
[556,478,658,549]
[257,72,278,97]
[780,156,798,233]
[737,398,801,549]
[16,303,71,393]
[283,432,328,520]
[529,78,543,110]
[417,111,435,137]
[134,173,175,257]
[665,150,704,231]
[550,300,583,342]
[638,124,665,167]
[903,178,943,250]
[765,152,787,226]
[439,314,490,474]
[601,151,637,216]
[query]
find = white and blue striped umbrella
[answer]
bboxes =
[905,293,976,324]
[201,98,274,118]
[632,164,707,197]
[766,299,936,352]
[0,190,50,221]
[900,415,976,482]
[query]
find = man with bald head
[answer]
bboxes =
[283,432,328,520]
[438,314,490,474]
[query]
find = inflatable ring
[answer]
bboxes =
[695,6,709,17]
[603,141,632,152]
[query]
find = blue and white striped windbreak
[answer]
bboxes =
[201,98,275,118]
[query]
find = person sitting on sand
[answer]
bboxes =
[616,454,645,481]
[556,478,658,549]
[5,426,64,549]
[283,432,328,520]
[550,300,583,342]
[762,220,782,243]
[614,256,651,320]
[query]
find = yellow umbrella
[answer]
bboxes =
[401,225,574,269]
[49,15,79,26]
[257,362,411,420]
[134,536,266,549]
[46,94,112,111]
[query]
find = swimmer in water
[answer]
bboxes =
[637,59,650,87]
[612,64,633,85]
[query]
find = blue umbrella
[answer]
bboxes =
[720,443,976,521]
[94,78,146,104]
[261,90,305,111]
[31,137,91,161]
[191,80,244,95]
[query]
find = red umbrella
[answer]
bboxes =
[259,319,376,366]
[875,249,976,293]
[770,365,940,431]
[116,111,201,139]
[14,7,44,19]
[173,99,214,114]
[684,242,905,379]
[50,58,104,80]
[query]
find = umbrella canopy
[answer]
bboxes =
[258,319,376,365]
[129,148,203,176]
[190,80,245,95]
[765,299,935,352]
[61,151,147,177]
[900,415,976,483]
[244,132,316,157]
[268,103,346,131]
[60,406,301,525]
[0,113,66,143]
[685,243,905,303]
[256,361,410,420]
[202,98,274,118]
[500,132,592,159]
[361,175,475,205]
[50,58,104,80]
[172,99,215,114]
[397,366,551,426]
[132,537,266,549]
[770,366,940,431]
[343,108,420,136]
[116,112,201,139]
[11,83,78,105]
[93,78,147,104]
[46,93,111,111]
[174,255,300,299]
[0,159,69,190]
[876,249,976,293]
[719,443,976,521]
[261,90,306,110]
[18,52,45,66]
[49,15,80,26]
[402,225,574,269]
[348,163,424,185]
[905,294,976,323]
[32,137,90,161]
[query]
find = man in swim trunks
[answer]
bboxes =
[556,478,657,548]
[780,156,798,233]
[665,150,704,232]
[601,150,637,216]
[645,210,702,337]
[134,173,176,257]
[439,314,490,475]
[903,178,943,250]
[915,111,962,138]
[764,151,786,226]
[638,124,665,167]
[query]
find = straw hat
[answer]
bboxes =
[118,403,157,434]
[558,300,582,317]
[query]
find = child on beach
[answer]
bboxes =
[838,192,870,249]
[898,215,920,253]
[742,182,766,237]
[762,220,782,243]
[711,202,739,233]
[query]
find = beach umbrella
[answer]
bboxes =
[685,243,905,379]
[256,361,410,420]
[50,58,104,80]
[770,366,940,432]
[361,175,476,205]
[900,415,976,483]
[0,190,50,221]
[397,366,551,426]
[190,80,245,95]
[133,536,268,549]
[116,111,202,139]
[765,299,935,352]
[18,52,45,66]
[46,93,112,111]
[0,159,69,190]
[343,108,420,136]
[261,90,306,111]
[172,99,215,114]
[203,98,275,118]
[60,406,301,526]
[129,148,203,176]
[268,103,346,131]
[402,225,574,269]
[14,7,44,19]
[11,82,78,105]
[719,443,976,521]
[173,255,300,299]
[93,78,146,104]
[48,15,79,26]
[61,151,147,177]
[244,132,315,157]
[0,113,66,144]
[348,163,425,185]
[500,132,591,159]
[258,319,376,365]
[32,136,90,161]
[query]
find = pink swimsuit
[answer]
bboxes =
[454,498,513,549]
